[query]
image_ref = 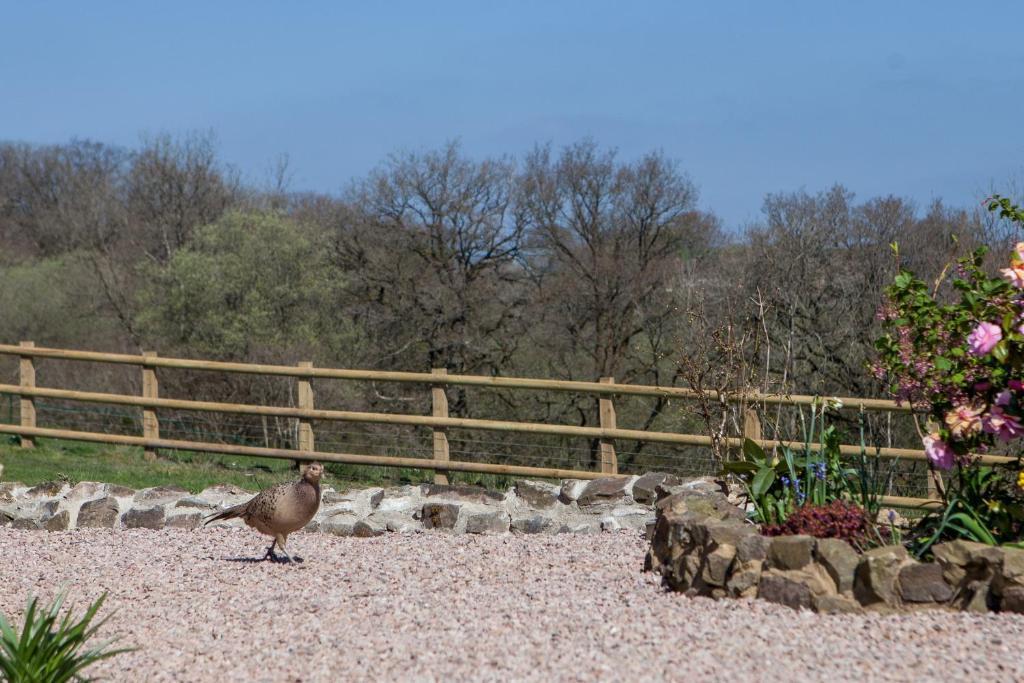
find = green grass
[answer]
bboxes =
[0,436,515,492]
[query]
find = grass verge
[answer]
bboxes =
[0,436,514,492]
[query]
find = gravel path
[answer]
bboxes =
[1,528,1022,682]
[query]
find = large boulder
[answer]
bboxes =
[576,477,637,507]
[815,538,860,594]
[465,510,510,534]
[514,480,561,509]
[767,535,815,571]
[123,505,166,530]
[77,496,120,528]
[631,472,683,505]
[421,502,460,530]
[854,545,911,608]
[898,562,954,604]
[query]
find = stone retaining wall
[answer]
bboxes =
[0,472,718,537]
[644,487,1024,614]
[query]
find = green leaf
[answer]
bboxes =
[751,467,776,499]
[742,438,766,462]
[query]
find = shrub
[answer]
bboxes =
[873,194,1024,549]
[762,500,880,546]
[0,591,131,683]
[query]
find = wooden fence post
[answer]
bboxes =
[431,368,450,485]
[19,341,35,449]
[142,351,159,461]
[297,361,315,453]
[742,407,762,443]
[598,377,618,475]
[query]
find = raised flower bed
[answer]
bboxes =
[644,486,1024,613]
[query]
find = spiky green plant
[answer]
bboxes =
[0,591,131,683]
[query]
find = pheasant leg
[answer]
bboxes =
[275,533,296,563]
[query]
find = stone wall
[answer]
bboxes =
[0,472,715,536]
[645,487,1024,614]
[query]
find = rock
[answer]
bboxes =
[511,515,552,534]
[576,477,636,507]
[1000,586,1024,613]
[123,506,166,530]
[26,481,64,497]
[655,489,745,523]
[164,512,203,529]
[1000,547,1024,587]
[322,487,385,515]
[932,540,1003,588]
[702,543,737,587]
[44,510,70,531]
[66,481,107,502]
[175,496,216,510]
[736,534,771,563]
[77,496,120,528]
[898,562,954,603]
[759,565,836,611]
[375,486,424,513]
[366,511,420,534]
[514,480,561,509]
[814,593,863,614]
[421,503,460,530]
[321,514,358,537]
[196,484,252,508]
[815,538,860,594]
[421,483,503,504]
[466,510,510,534]
[353,517,385,537]
[106,485,136,498]
[632,472,683,504]
[768,535,816,571]
[964,580,992,613]
[727,560,763,598]
[133,484,188,504]
[854,545,910,607]
[559,479,589,503]
[12,517,40,530]
[758,570,813,610]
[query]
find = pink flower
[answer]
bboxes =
[923,435,955,471]
[983,405,1024,442]
[996,389,1013,406]
[1002,264,1024,288]
[1010,379,1024,391]
[945,402,985,439]
[968,322,1003,356]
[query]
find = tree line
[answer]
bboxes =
[0,133,1013,471]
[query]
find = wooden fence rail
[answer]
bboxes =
[0,342,990,509]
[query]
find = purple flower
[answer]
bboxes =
[923,435,955,471]
[968,322,1003,356]
[983,405,1024,442]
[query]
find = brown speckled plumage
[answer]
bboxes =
[204,462,323,562]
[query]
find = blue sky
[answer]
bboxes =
[2,1,1022,228]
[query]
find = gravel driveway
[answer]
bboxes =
[0,528,1022,682]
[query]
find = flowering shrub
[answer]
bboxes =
[874,194,1024,548]
[762,500,881,547]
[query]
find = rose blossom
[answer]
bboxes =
[967,321,1003,356]
[945,402,985,439]
[923,434,955,471]
[1002,264,1024,288]
[983,405,1024,442]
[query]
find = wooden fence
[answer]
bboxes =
[1,342,1010,509]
